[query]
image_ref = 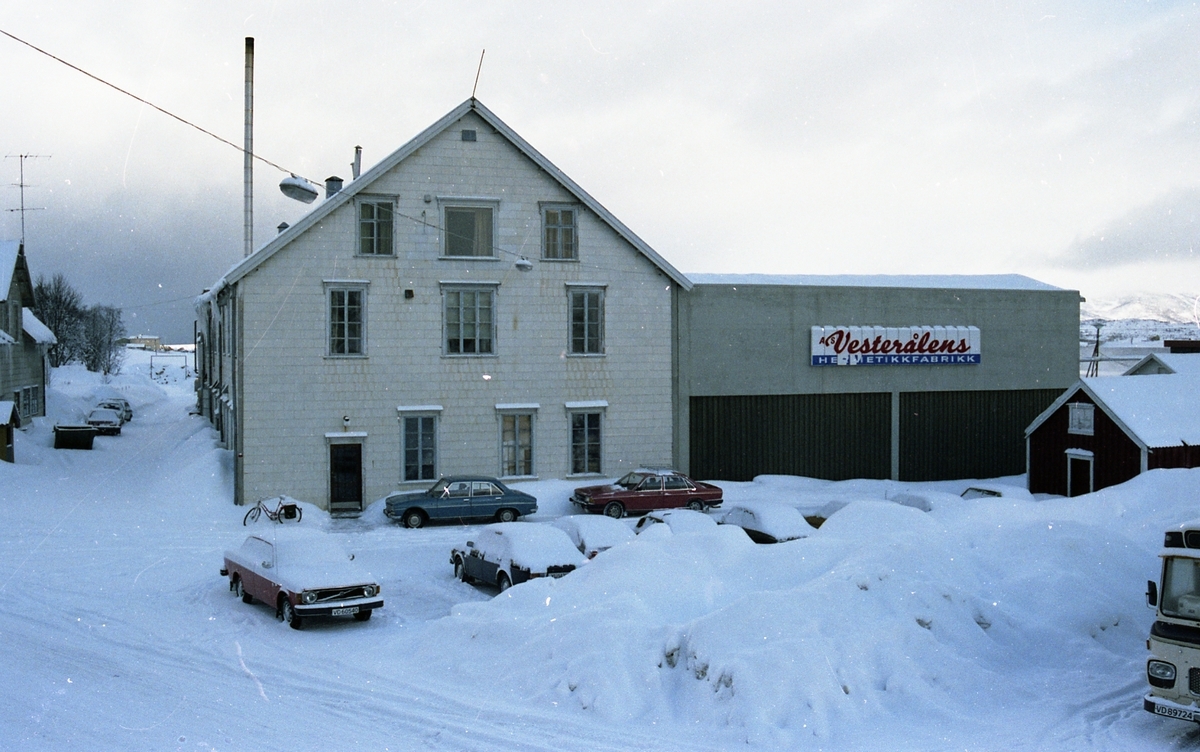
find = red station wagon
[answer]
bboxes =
[570,469,723,518]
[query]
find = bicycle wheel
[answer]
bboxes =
[243,505,261,526]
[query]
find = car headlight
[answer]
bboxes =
[1148,660,1177,688]
[301,591,317,605]
[363,585,377,597]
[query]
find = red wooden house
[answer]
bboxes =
[1026,374,1200,496]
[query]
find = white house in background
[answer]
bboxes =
[196,99,691,512]
[1123,340,1200,375]
[0,241,55,429]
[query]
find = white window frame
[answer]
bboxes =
[541,203,578,260]
[567,284,606,356]
[441,283,497,356]
[325,280,369,358]
[357,196,396,256]
[496,403,538,479]
[1067,402,1094,436]
[566,401,607,476]
[438,198,499,259]
[398,406,442,483]
[1065,448,1095,497]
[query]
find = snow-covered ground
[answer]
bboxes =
[2,349,1199,750]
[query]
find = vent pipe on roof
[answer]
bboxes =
[325,176,344,198]
[243,37,254,258]
[352,146,362,180]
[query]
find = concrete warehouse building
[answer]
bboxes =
[675,275,1081,483]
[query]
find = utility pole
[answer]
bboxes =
[4,154,49,245]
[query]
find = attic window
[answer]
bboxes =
[1068,403,1094,436]
[461,129,477,142]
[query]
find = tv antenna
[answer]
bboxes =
[471,49,485,100]
[4,153,49,245]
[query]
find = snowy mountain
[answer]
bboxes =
[1081,293,1200,325]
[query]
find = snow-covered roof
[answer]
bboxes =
[200,99,690,308]
[0,401,15,424]
[686,273,1064,291]
[22,308,56,345]
[0,241,19,296]
[1026,374,1200,448]
[1123,352,1200,376]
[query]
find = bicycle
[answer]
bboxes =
[243,495,303,526]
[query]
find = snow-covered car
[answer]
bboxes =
[570,469,723,518]
[221,528,383,629]
[96,398,132,422]
[960,482,1034,501]
[718,501,814,544]
[85,408,122,435]
[551,514,635,559]
[385,475,538,528]
[450,522,586,592]
[633,508,719,536]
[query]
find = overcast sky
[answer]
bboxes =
[2,1,1198,343]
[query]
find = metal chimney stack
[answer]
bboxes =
[352,146,362,180]
[243,37,254,258]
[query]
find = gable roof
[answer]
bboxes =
[206,99,690,299]
[1123,352,1200,376]
[1026,375,1200,449]
[0,241,20,297]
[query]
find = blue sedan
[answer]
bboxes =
[384,476,538,529]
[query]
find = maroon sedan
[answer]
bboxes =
[570,470,723,518]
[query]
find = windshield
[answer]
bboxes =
[428,479,448,496]
[615,472,649,488]
[1161,556,1200,619]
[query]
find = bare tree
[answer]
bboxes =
[33,273,85,367]
[81,305,126,375]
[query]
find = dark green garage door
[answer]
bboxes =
[690,393,891,482]
[898,389,1061,482]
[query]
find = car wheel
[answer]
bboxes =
[454,557,470,583]
[687,500,704,512]
[403,510,425,529]
[603,501,625,519]
[280,597,303,630]
[353,609,372,622]
[497,572,511,592]
[496,508,517,523]
[235,578,252,604]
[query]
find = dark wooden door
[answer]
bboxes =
[329,444,363,514]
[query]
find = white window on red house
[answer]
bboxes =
[1068,402,1094,436]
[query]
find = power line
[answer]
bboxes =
[0,27,316,184]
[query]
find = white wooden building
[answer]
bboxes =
[196,99,690,512]
[0,241,55,433]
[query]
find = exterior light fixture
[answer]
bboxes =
[279,175,319,203]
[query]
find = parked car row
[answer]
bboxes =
[218,472,815,629]
[85,397,133,436]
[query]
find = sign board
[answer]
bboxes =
[811,326,981,366]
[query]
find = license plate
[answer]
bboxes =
[331,606,359,616]
[1155,704,1193,720]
